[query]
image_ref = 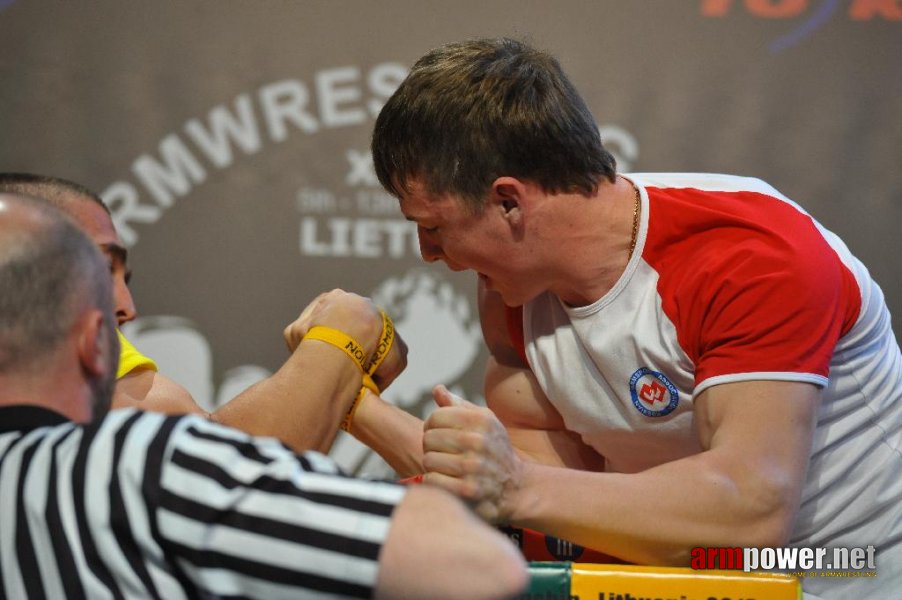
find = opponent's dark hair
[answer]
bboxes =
[372,37,617,212]
[0,172,109,214]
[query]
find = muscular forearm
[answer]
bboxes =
[511,449,802,566]
[350,392,425,477]
[211,340,362,454]
[477,374,817,566]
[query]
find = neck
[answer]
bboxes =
[0,351,94,423]
[540,175,639,307]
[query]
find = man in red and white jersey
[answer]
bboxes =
[361,38,901,599]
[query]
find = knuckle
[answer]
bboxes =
[463,431,485,452]
[423,415,438,432]
[463,455,484,474]
[421,451,440,471]
[422,428,441,447]
[461,478,481,499]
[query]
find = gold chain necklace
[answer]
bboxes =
[628,182,641,258]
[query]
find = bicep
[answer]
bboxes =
[695,380,819,456]
[693,380,820,539]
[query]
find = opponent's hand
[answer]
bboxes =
[422,385,523,524]
[283,289,408,390]
[283,289,382,356]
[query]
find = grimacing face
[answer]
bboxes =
[398,179,544,307]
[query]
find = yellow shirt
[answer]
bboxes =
[117,330,158,379]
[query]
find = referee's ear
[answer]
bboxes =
[75,308,113,381]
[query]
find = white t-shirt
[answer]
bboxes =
[518,173,901,598]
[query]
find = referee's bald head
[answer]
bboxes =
[0,193,119,416]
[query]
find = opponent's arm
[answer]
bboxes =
[347,390,427,478]
[117,291,388,454]
[424,379,819,565]
[211,290,385,454]
[274,294,426,475]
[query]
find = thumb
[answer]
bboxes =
[432,384,474,409]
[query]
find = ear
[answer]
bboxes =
[74,309,113,380]
[489,176,528,229]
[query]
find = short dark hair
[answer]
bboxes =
[0,172,109,215]
[0,195,115,373]
[372,37,617,212]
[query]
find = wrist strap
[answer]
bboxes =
[302,311,393,433]
[340,374,379,432]
[366,310,395,375]
[361,372,379,394]
[343,311,392,432]
[303,326,368,371]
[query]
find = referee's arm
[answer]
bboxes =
[130,412,527,599]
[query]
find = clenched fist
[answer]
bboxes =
[283,289,408,391]
[422,385,524,523]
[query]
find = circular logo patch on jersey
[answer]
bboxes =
[629,368,679,417]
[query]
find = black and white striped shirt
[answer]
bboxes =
[0,405,406,599]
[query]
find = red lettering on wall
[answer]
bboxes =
[747,0,807,18]
[850,0,902,20]
[701,0,807,17]
[704,0,902,20]
[701,0,735,16]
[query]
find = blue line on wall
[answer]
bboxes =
[770,0,842,54]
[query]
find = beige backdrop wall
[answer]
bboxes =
[2,0,900,476]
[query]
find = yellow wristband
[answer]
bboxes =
[303,312,393,434]
[341,375,380,432]
[303,326,368,371]
[366,309,395,376]
[361,373,380,394]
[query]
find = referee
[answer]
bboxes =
[0,193,527,599]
